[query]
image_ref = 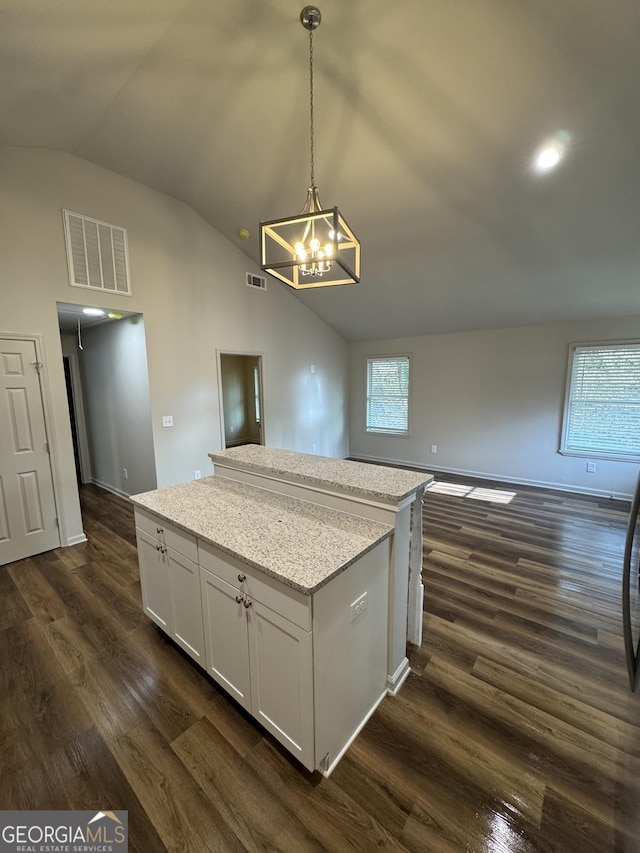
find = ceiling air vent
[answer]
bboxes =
[63,210,131,296]
[246,272,267,292]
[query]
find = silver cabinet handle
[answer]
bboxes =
[156,527,164,534]
[238,573,246,583]
[235,594,244,604]
[155,544,161,551]
[243,598,252,609]
[161,546,167,554]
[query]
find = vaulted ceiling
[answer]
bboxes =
[2,0,640,341]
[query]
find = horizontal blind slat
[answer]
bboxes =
[565,343,640,458]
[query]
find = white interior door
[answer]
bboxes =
[0,339,59,566]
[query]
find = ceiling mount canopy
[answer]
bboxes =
[259,6,361,290]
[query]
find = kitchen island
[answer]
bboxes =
[209,446,433,692]
[131,475,393,775]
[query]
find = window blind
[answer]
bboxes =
[562,342,640,459]
[366,356,410,434]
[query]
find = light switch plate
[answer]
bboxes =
[162,415,173,428]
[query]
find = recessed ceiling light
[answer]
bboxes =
[532,131,571,174]
[82,307,105,317]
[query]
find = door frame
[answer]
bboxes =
[216,350,265,449]
[61,344,92,484]
[0,331,63,550]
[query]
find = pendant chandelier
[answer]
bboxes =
[260,6,361,289]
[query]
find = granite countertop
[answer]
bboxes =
[209,446,432,504]
[130,476,392,595]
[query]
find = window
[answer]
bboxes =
[561,341,640,460]
[366,356,410,435]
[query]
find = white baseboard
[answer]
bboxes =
[319,689,387,778]
[349,454,633,502]
[387,657,411,695]
[66,533,88,546]
[92,478,130,499]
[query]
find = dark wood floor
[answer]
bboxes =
[1,479,639,851]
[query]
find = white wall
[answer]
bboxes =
[0,147,349,545]
[350,317,640,498]
[79,316,157,497]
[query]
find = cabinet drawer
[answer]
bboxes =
[134,508,198,563]
[198,541,311,631]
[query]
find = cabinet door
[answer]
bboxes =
[168,548,205,666]
[200,568,251,711]
[248,600,314,770]
[136,528,173,633]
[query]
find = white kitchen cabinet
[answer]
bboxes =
[136,526,173,633]
[131,488,391,776]
[135,508,205,666]
[209,446,431,693]
[168,546,205,665]
[199,544,314,769]
[200,569,251,710]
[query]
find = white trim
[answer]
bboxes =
[350,453,634,501]
[365,353,411,436]
[92,478,130,499]
[66,532,88,546]
[216,349,265,450]
[0,331,65,549]
[560,339,640,461]
[386,657,411,695]
[318,689,387,778]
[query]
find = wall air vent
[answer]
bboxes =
[246,272,267,292]
[63,210,131,296]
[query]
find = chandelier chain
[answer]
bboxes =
[309,27,315,188]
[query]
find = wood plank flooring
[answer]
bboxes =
[1,479,639,851]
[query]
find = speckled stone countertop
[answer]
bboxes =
[130,476,392,595]
[209,446,433,504]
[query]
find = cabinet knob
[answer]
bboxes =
[238,573,246,583]
[235,594,244,604]
[243,598,252,609]
[161,546,167,554]
[156,527,164,534]
[155,544,161,552]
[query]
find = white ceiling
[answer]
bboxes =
[56,302,138,334]
[3,0,640,341]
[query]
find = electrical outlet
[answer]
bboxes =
[122,468,128,480]
[312,443,317,452]
[586,461,596,473]
[194,470,202,479]
[162,415,173,428]
[350,592,368,622]
[431,445,437,454]
[310,364,315,373]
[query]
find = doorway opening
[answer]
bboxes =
[218,353,264,449]
[57,301,157,502]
